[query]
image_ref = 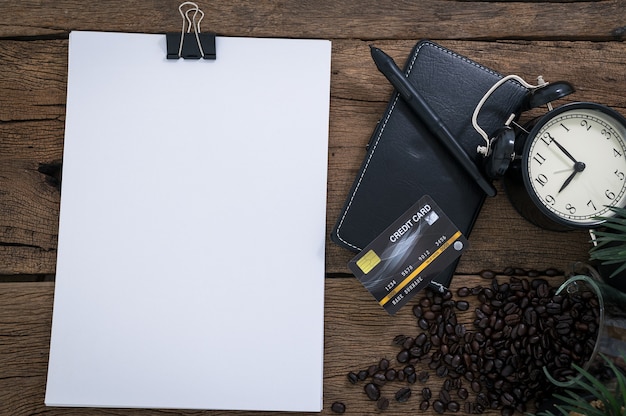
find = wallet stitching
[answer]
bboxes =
[334,41,526,251]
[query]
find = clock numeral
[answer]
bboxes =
[533,153,546,165]
[560,123,570,132]
[534,174,548,187]
[606,189,616,200]
[565,203,576,214]
[581,120,592,131]
[602,128,613,139]
[587,200,597,211]
[615,169,625,181]
[545,195,555,205]
[540,132,554,146]
[614,148,623,158]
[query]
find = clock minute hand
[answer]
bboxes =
[551,138,579,164]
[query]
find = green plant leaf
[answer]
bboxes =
[553,392,605,416]
[572,361,621,414]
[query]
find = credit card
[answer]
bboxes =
[348,195,468,315]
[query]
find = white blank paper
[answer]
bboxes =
[45,31,331,411]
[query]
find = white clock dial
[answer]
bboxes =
[523,104,626,227]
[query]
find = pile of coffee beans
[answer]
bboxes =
[331,268,600,414]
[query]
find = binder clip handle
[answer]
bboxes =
[166,2,216,60]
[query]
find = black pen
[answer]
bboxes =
[370,46,497,197]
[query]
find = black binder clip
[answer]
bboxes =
[166,2,216,60]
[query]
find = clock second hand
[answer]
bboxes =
[558,161,586,193]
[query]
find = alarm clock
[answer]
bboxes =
[474,76,626,231]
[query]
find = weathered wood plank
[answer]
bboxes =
[0,273,568,414]
[0,1,624,41]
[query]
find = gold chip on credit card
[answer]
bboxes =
[356,249,381,274]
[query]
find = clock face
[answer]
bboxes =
[522,102,626,228]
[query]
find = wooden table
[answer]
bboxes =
[1,1,624,414]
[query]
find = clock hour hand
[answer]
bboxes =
[551,138,579,164]
[558,161,586,193]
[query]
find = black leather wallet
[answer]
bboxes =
[331,40,529,288]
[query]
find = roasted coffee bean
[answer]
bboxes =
[480,269,496,279]
[417,370,429,382]
[397,349,409,363]
[396,369,405,382]
[402,336,414,349]
[501,392,515,407]
[471,380,481,393]
[419,318,430,330]
[523,307,537,325]
[393,334,408,345]
[476,392,489,407]
[504,314,521,326]
[457,287,470,297]
[414,332,427,346]
[481,304,493,315]
[409,346,422,357]
[471,286,483,295]
[395,387,411,402]
[379,358,389,370]
[501,364,514,377]
[412,305,423,318]
[433,399,445,414]
[516,322,528,336]
[330,401,346,413]
[546,302,562,314]
[347,372,358,384]
[407,372,417,384]
[439,389,451,403]
[424,310,436,320]
[456,300,470,311]
[372,373,386,385]
[376,397,389,410]
[556,321,571,335]
[420,399,430,410]
[384,369,396,381]
[448,401,460,412]
[364,383,380,401]
[422,386,432,400]
[502,407,514,416]
[458,387,469,400]
[357,370,368,381]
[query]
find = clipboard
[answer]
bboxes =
[45,4,331,411]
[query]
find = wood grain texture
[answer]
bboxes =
[0,1,624,40]
[0,274,567,415]
[1,1,625,414]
